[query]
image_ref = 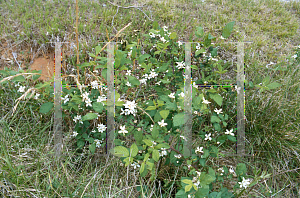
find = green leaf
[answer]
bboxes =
[227,135,236,142]
[159,110,169,120]
[262,76,270,85]
[88,53,96,58]
[195,26,204,38]
[195,185,209,198]
[89,143,96,154]
[134,130,143,144]
[95,45,101,55]
[236,163,247,176]
[101,68,107,80]
[152,149,160,162]
[173,112,186,127]
[140,162,145,174]
[170,32,177,39]
[39,102,53,114]
[113,146,129,157]
[77,62,90,68]
[146,160,154,171]
[199,158,206,167]
[213,123,221,131]
[77,140,85,148]
[143,139,153,147]
[175,189,188,198]
[211,47,218,57]
[93,102,103,113]
[266,82,282,90]
[182,179,193,185]
[151,124,159,139]
[127,75,140,86]
[82,113,98,121]
[222,21,235,39]
[146,106,156,110]
[130,143,139,157]
[200,172,215,186]
[138,54,151,63]
[208,33,215,40]
[209,93,223,106]
[153,21,159,30]
[144,153,150,162]
[211,116,221,123]
[12,75,26,82]
[185,184,193,193]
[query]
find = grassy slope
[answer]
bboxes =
[0,0,299,197]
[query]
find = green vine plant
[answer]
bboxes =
[0,21,281,197]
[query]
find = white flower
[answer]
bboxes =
[155,81,161,85]
[15,82,20,87]
[220,36,225,40]
[118,125,128,136]
[91,81,99,89]
[163,26,168,31]
[192,177,200,189]
[204,81,208,84]
[97,95,107,104]
[150,124,154,131]
[61,95,70,104]
[179,92,185,98]
[126,81,131,87]
[225,129,234,136]
[34,93,40,100]
[73,115,83,124]
[168,92,175,99]
[204,133,212,141]
[151,141,157,146]
[193,82,198,89]
[167,32,171,37]
[159,150,168,157]
[229,167,235,174]
[91,129,96,133]
[218,167,224,175]
[202,97,211,104]
[158,119,168,127]
[85,98,92,107]
[194,111,198,114]
[128,50,132,58]
[18,86,26,93]
[238,177,251,189]
[196,43,201,50]
[94,139,102,148]
[175,61,185,69]
[139,78,147,84]
[195,171,201,178]
[81,91,89,101]
[125,70,131,76]
[160,37,167,43]
[195,146,203,154]
[72,131,78,137]
[97,123,107,133]
[177,40,182,47]
[123,100,137,116]
[214,108,223,114]
[149,32,156,38]
[292,54,297,59]
[180,135,187,141]
[149,70,158,78]
[131,162,140,169]
[174,154,182,158]
[235,86,241,94]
